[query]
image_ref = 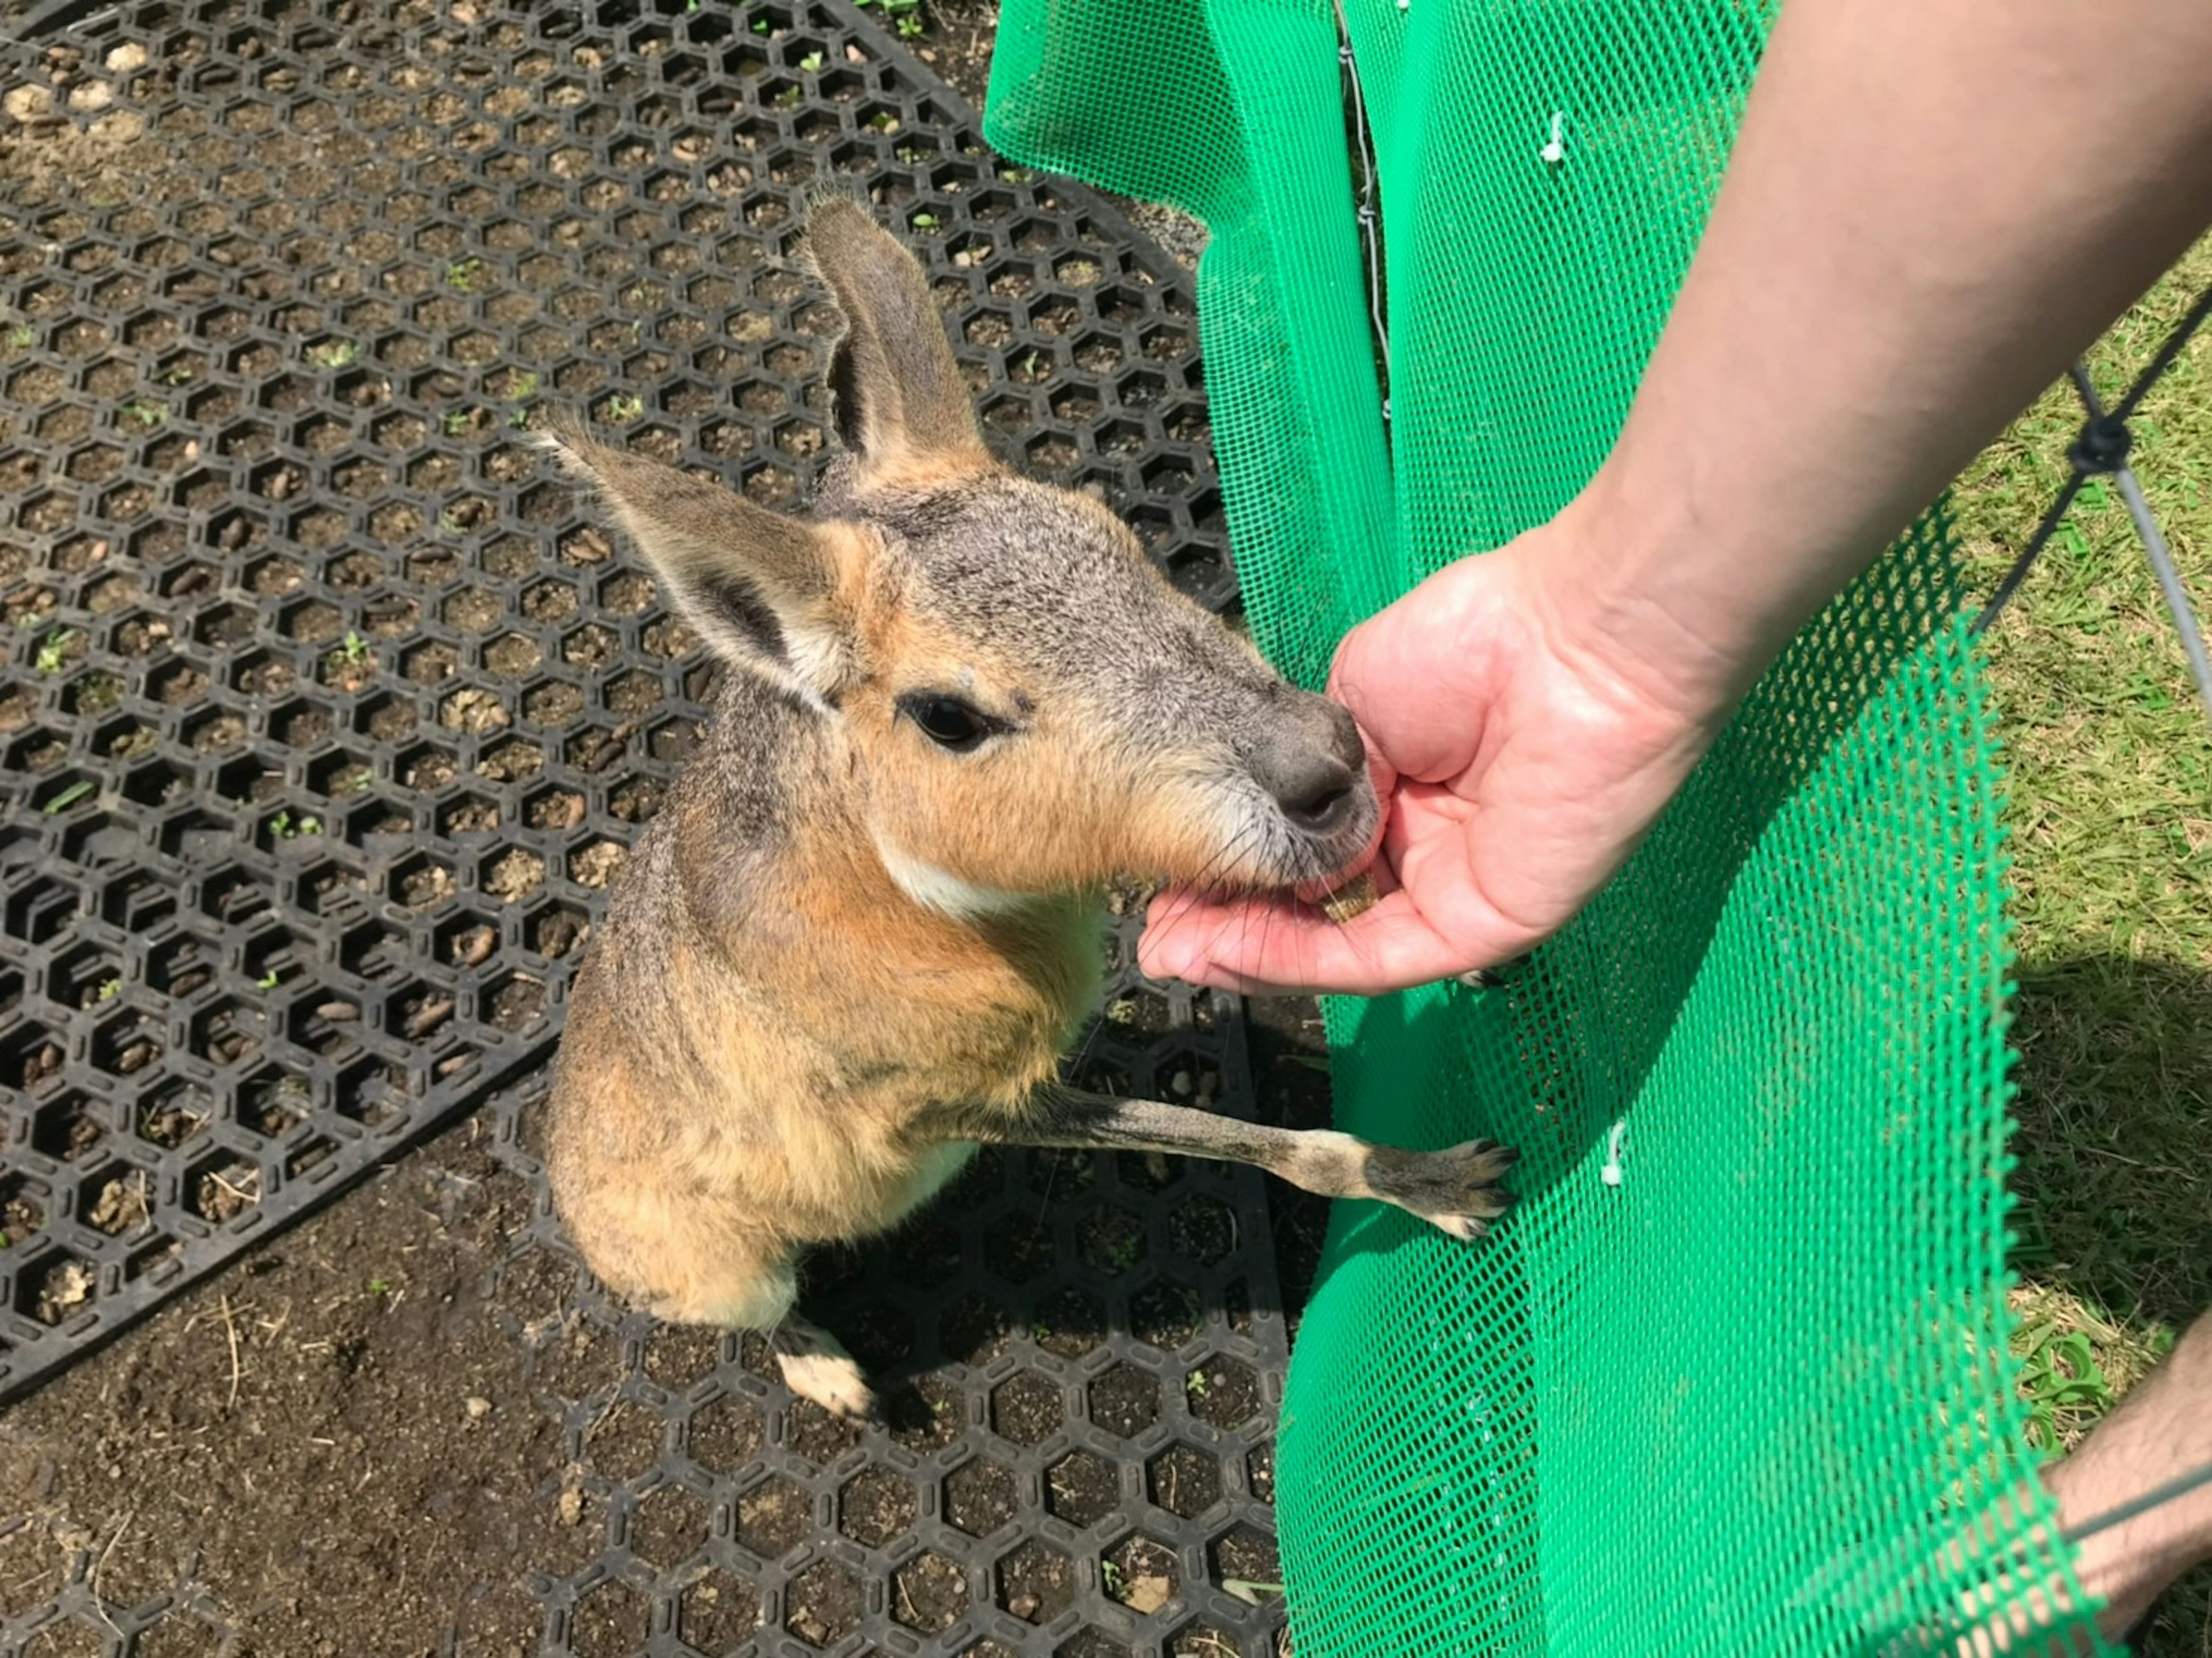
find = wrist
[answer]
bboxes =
[1514,478,1764,742]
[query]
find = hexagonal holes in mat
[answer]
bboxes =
[838,1464,916,1550]
[570,1577,649,1658]
[17,1248,99,1326]
[185,1151,263,1226]
[582,1398,665,1484]
[942,1456,1018,1539]
[1077,1205,1148,1276]
[1102,1534,1181,1617]
[1168,1625,1250,1658]
[989,1370,1064,1448]
[892,1550,970,1634]
[784,1558,863,1651]
[785,1395,865,1467]
[1149,1444,1225,1521]
[135,1079,215,1151]
[983,1211,1056,1284]
[1031,1286,1107,1359]
[1022,1144,1099,1201]
[1207,1524,1281,1602]
[1167,1196,1239,1266]
[2,1022,67,1093]
[76,1161,156,1238]
[1,1172,51,1248]
[996,1538,1075,1627]
[1046,1449,1121,1530]
[29,1091,107,1163]
[685,1391,765,1474]
[1185,1356,1263,1432]
[1131,1280,1203,1353]
[679,1566,762,1654]
[1087,1364,1161,1440]
[626,1482,710,1570]
[641,1323,723,1393]
[736,1473,813,1561]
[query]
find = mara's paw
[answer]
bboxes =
[1366,1138,1520,1241]
[776,1345,877,1420]
[771,1316,877,1421]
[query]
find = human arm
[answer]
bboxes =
[1141,0,2212,996]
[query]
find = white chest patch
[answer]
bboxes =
[873,829,1036,924]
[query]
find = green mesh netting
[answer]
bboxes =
[984,2,2108,1653]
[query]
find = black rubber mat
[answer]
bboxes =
[0,0,1230,1402]
[479,912,1287,1658]
[2,1,1290,1653]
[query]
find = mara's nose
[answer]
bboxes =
[1251,696,1365,832]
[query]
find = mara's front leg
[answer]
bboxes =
[982,1085,1519,1241]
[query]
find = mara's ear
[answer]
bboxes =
[543,422,852,705]
[802,196,987,478]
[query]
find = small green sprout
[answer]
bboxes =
[1100,1560,1123,1595]
[446,257,483,291]
[607,392,644,422]
[4,323,32,350]
[438,508,465,535]
[442,409,474,435]
[95,977,122,1003]
[34,627,78,673]
[120,399,167,428]
[369,1277,391,1295]
[257,969,281,990]
[895,12,922,36]
[268,810,322,841]
[508,369,540,399]
[43,779,94,814]
[751,16,769,31]
[1184,1369,1210,1399]
[160,361,195,386]
[799,50,823,70]
[911,211,938,230]
[1031,1322,1052,1342]
[342,629,370,664]
[508,408,531,428]
[308,339,359,368]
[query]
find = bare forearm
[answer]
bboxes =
[1549,0,2212,720]
[2047,1311,2212,1637]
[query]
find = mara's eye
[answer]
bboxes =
[904,694,990,752]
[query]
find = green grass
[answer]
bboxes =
[1953,234,2212,1651]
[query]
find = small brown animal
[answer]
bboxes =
[543,199,1516,1418]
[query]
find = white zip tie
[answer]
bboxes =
[1540,111,1567,165]
[1600,1119,1626,1186]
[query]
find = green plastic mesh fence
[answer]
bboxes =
[984,2,2109,1653]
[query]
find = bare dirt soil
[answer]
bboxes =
[0,1118,563,1656]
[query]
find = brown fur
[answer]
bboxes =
[544,199,1514,1416]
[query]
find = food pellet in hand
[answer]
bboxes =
[1320,870,1379,925]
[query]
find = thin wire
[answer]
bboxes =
[2111,283,2212,423]
[2059,1452,2212,1549]
[2069,361,2212,722]
[1331,0,1391,426]
[1971,286,2211,658]
[1968,473,2086,636]
[2113,461,2212,722]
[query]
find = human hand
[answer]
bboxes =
[1138,514,1727,996]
